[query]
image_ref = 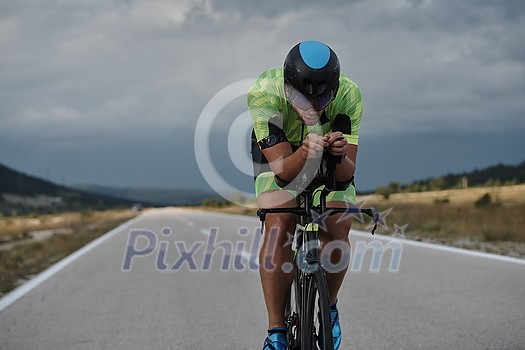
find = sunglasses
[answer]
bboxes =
[287,86,336,111]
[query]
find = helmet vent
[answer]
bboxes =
[304,79,313,95]
[317,82,327,95]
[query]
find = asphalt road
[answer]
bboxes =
[0,208,524,349]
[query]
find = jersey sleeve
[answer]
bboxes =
[331,78,362,146]
[247,71,288,149]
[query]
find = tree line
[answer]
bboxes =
[376,160,525,198]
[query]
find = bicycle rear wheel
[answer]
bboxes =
[301,269,334,350]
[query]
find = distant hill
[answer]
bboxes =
[74,185,221,206]
[0,163,137,216]
[377,160,525,195]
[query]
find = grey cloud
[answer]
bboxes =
[197,0,363,18]
[313,0,525,134]
[2,0,523,137]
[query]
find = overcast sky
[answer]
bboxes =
[1,0,524,197]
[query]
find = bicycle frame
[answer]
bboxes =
[256,153,379,349]
[257,185,379,350]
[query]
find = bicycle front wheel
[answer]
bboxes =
[285,273,300,350]
[301,269,334,350]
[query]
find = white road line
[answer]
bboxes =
[2,208,522,314]
[351,230,525,266]
[0,214,145,313]
[187,210,525,266]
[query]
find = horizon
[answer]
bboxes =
[2,158,523,195]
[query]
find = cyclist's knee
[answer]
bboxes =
[258,190,297,238]
[264,213,296,242]
[323,202,353,241]
[260,213,295,271]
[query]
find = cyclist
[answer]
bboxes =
[248,41,362,350]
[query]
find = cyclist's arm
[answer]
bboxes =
[261,134,328,182]
[325,132,357,183]
[335,144,357,182]
[327,76,362,183]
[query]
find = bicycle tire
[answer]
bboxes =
[285,274,301,349]
[301,269,334,350]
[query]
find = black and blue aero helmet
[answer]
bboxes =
[284,41,340,110]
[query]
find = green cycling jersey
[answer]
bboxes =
[248,67,362,150]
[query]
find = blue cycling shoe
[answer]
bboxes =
[262,329,288,350]
[318,303,342,350]
[329,305,342,350]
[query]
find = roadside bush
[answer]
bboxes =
[475,193,492,208]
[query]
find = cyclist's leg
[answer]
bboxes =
[315,185,356,304]
[319,203,352,304]
[252,136,298,335]
[318,200,352,350]
[256,174,298,330]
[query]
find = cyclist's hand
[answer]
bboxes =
[301,133,328,159]
[325,132,348,156]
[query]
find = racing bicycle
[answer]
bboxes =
[257,152,379,350]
